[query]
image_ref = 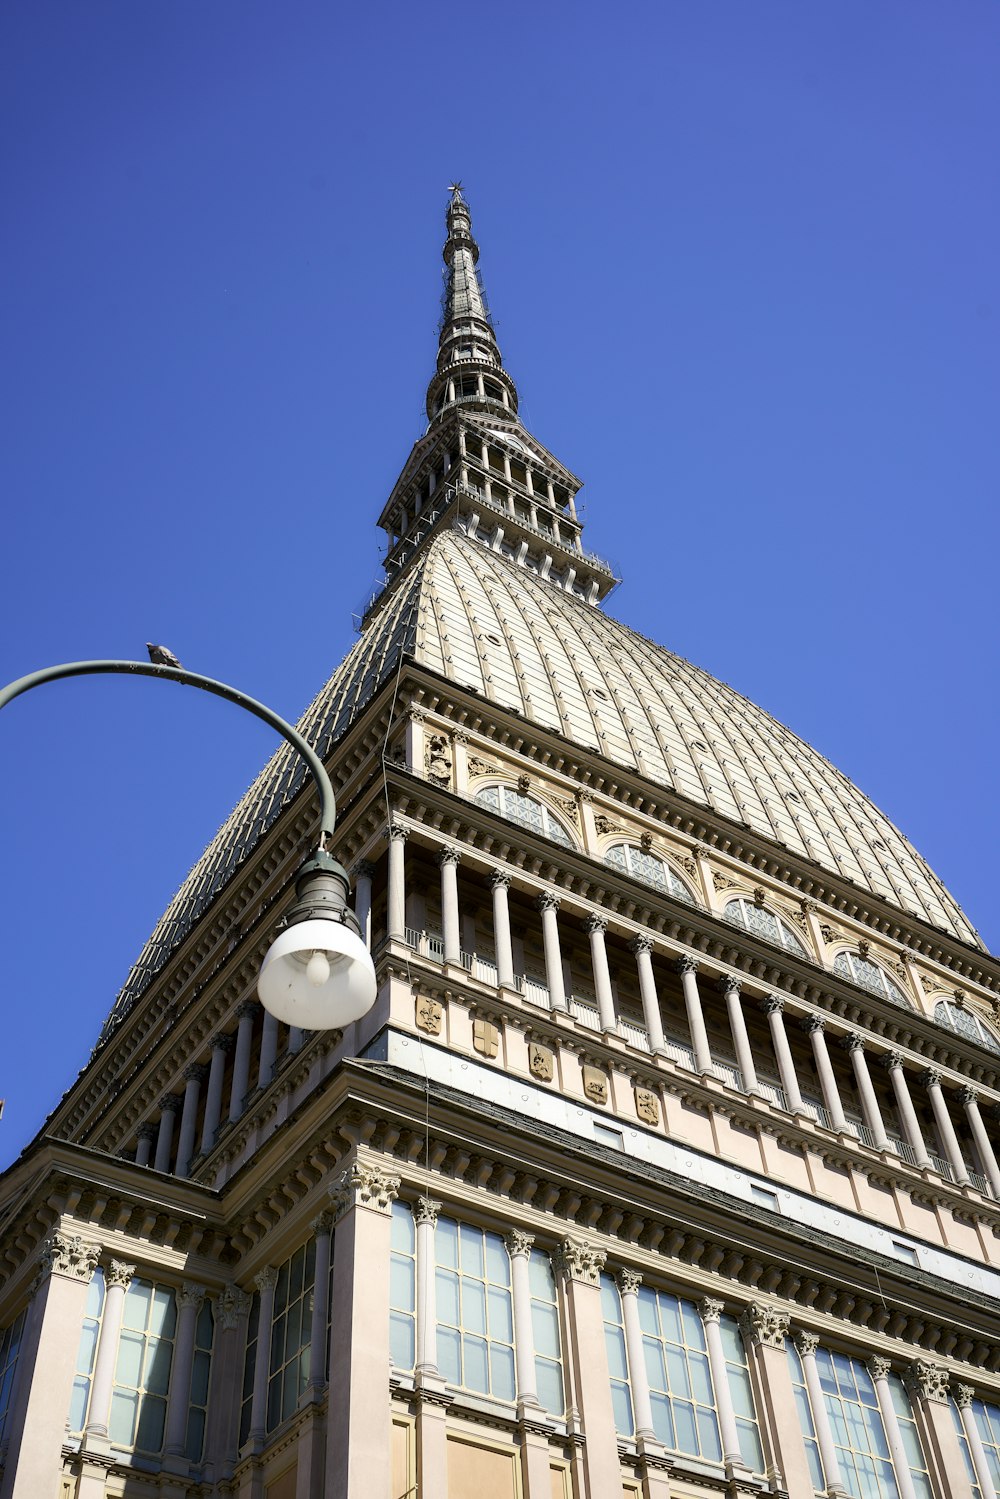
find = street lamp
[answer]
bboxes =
[0,658,377,1031]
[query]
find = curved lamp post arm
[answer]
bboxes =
[0,659,336,849]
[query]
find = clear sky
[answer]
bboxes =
[1,2,998,1167]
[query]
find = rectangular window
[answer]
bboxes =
[601,1277,763,1471]
[109,1279,177,1453]
[0,1307,27,1443]
[785,1340,826,1492]
[788,1340,933,1499]
[266,1241,316,1431]
[68,1268,106,1434]
[390,1200,416,1370]
[970,1397,1000,1495]
[184,1297,215,1461]
[528,1249,564,1415]
[435,1217,515,1401]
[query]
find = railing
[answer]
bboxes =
[755,1078,789,1112]
[970,1169,990,1195]
[886,1135,919,1167]
[517,974,551,1009]
[928,1151,956,1183]
[710,1058,744,1091]
[619,1016,652,1054]
[569,998,602,1033]
[661,1033,697,1071]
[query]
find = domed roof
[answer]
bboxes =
[103,527,979,1041]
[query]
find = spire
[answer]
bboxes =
[426,185,519,425]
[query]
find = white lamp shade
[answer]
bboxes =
[257,917,377,1030]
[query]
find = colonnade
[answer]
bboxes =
[382,825,1000,1201]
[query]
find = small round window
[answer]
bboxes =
[934,999,1000,1056]
[834,950,911,1010]
[474,784,575,849]
[724,897,807,956]
[604,844,695,905]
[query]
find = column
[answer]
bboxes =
[507,1230,540,1407]
[554,1239,623,1498]
[175,1063,207,1179]
[201,1285,252,1482]
[0,1233,102,1499]
[387,822,408,939]
[200,1033,232,1155]
[257,1012,279,1090]
[923,1068,971,1184]
[904,1361,970,1499]
[699,1299,745,1468]
[325,1159,400,1499]
[959,1087,1000,1198]
[719,975,759,1094]
[288,1026,304,1053]
[246,1266,278,1445]
[353,860,375,949]
[842,1035,891,1152]
[631,937,666,1054]
[676,956,713,1074]
[163,1282,205,1458]
[802,1016,847,1132]
[585,915,617,1033]
[491,870,515,989]
[867,1357,917,1499]
[739,1304,816,1499]
[84,1260,136,1440]
[760,997,804,1114]
[414,1197,441,1376]
[154,1093,182,1173]
[956,1385,999,1499]
[439,846,461,964]
[307,1212,334,1396]
[617,1269,656,1441]
[228,1000,258,1123]
[134,1121,157,1167]
[884,1054,933,1169]
[794,1331,847,1494]
[538,893,567,1011]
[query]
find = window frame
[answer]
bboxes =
[724,895,808,957]
[604,842,697,905]
[833,949,912,1010]
[472,782,577,850]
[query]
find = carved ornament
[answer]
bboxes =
[904,1359,950,1405]
[416,996,444,1036]
[529,1043,554,1082]
[634,1087,660,1126]
[554,1237,606,1286]
[214,1284,252,1330]
[505,1229,535,1259]
[739,1302,789,1349]
[616,1267,642,1297]
[473,1019,500,1059]
[425,734,453,788]
[330,1160,401,1220]
[414,1197,441,1228]
[39,1232,101,1283]
[699,1297,724,1325]
[582,1066,609,1105]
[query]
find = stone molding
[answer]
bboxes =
[922,1067,943,1088]
[330,1159,401,1220]
[388,820,409,842]
[801,1014,825,1035]
[38,1232,101,1283]
[310,1211,334,1237]
[554,1236,606,1286]
[841,1033,866,1054]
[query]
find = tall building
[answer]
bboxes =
[2,188,1000,1499]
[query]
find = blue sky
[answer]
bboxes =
[2,2,998,1166]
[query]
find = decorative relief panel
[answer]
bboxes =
[415,995,443,1035]
[528,1042,554,1082]
[425,733,453,788]
[472,1019,500,1059]
[634,1087,660,1126]
[582,1066,609,1105]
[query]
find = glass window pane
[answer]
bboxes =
[605,1324,629,1381]
[390,1256,415,1311]
[637,1286,659,1336]
[391,1202,415,1253]
[650,1391,675,1447]
[532,1302,560,1360]
[462,1279,487,1336]
[484,1234,509,1286]
[528,1252,555,1302]
[666,1346,692,1399]
[697,1406,722,1461]
[123,1282,152,1331]
[489,1343,515,1401]
[600,1276,621,1324]
[144,1338,173,1397]
[681,1301,706,1349]
[536,1358,564,1416]
[463,1335,489,1394]
[390,1312,414,1370]
[674,1399,699,1454]
[611,1380,634,1436]
[185,1406,206,1462]
[436,1218,459,1268]
[460,1226,485,1278]
[109,1389,137,1445]
[190,1348,210,1406]
[150,1288,176,1338]
[487,1287,512,1344]
[136,1393,166,1452]
[643,1338,667,1395]
[438,1326,460,1385]
[689,1350,713,1405]
[115,1331,144,1388]
[436,1269,460,1327]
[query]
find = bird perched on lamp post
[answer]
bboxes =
[146,642,183,669]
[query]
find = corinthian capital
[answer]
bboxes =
[330,1159,401,1220]
[738,1301,789,1349]
[39,1232,101,1283]
[553,1237,606,1286]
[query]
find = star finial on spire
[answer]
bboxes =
[448,180,463,196]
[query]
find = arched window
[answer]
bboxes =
[934,998,1000,1056]
[474,784,575,849]
[833,950,911,1010]
[725,897,807,956]
[605,844,695,905]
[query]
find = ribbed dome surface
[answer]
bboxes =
[103,527,979,1042]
